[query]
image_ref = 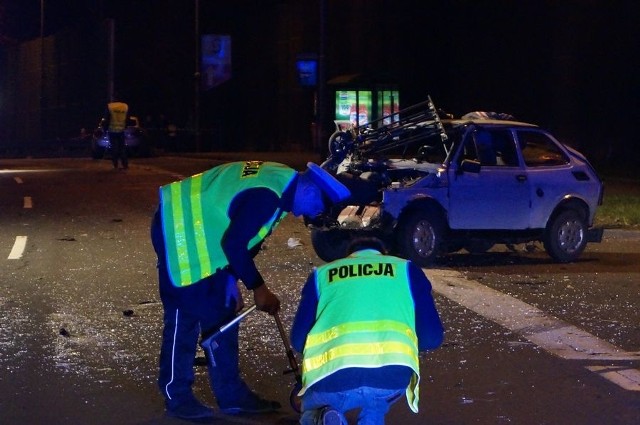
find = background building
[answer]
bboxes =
[0,1,638,168]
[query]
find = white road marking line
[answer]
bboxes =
[23,196,33,208]
[429,268,640,391]
[14,177,23,184]
[585,366,640,391]
[8,236,28,260]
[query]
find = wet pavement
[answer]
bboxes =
[0,156,638,424]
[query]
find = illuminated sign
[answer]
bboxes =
[378,90,400,125]
[201,35,232,89]
[335,90,372,127]
[296,58,317,87]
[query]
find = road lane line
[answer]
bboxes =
[8,236,28,259]
[23,196,33,208]
[429,268,640,391]
[585,366,640,391]
[14,177,23,184]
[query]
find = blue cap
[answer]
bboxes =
[304,162,350,204]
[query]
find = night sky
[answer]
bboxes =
[1,1,639,162]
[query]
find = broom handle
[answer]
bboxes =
[274,313,301,378]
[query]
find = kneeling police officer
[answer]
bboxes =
[291,237,445,425]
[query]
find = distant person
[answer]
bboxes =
[103,98,129,169]
[291,237,445,425]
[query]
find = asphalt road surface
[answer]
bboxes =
[0,156,638,425]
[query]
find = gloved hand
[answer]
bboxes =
[253,284,280,315]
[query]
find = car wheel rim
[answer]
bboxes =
[412,219,436,258]
[557,219,584,253]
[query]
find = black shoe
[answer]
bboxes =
[166,395,214,420]
[319,406,344,425]
[219,392,281,414]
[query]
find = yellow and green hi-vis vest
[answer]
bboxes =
[300,249,421,412]
[107,101,128,132]
[159,161,296,287]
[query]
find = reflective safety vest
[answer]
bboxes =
[107,102,129,133]
[301,249,421,412]
[159,161,296,287]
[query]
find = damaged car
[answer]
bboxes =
[309,96,604,266]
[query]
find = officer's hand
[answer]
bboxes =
[253,284,281,315]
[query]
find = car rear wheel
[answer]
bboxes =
[543,209,587,263]
[397,210,444,267]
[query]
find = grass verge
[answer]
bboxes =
[595,176,640,230]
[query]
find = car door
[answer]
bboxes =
[515,129,573,228]
[448,127,531,229]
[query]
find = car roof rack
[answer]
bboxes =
[352,95,450,156]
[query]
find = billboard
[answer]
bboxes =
[296,59,318,87]
[201,35,232,89]
[378,90,400,125]
[296,53,318,87]
[335,90,372,127]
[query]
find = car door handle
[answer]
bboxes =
[516,174,527,182]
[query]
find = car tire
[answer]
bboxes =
[397,209,445,267]
[310,228,351,262]
[543,209,587,263]
[327,130,353,161]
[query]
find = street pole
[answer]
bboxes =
[194,0,201,152]
[317,0,328,156]
[107,19,114,102]
[40,0,45,149]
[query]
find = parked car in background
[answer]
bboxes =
[309,97,604,265]
[91,116,152,159]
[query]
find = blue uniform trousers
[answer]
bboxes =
[151,212,251,408]
[301,386,404,425]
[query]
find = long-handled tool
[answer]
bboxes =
[200,304,257,365]
[198,305,303,413]
[274,312,303,413]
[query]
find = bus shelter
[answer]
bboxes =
[328,73,400,130]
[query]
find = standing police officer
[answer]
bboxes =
[291,237,444,425]
[103,99,129,169]
[151,161,350,420]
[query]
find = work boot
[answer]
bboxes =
[218,391,282,414]
[319,406,344,425]
[166,394,214,420]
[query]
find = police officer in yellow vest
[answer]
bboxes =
[291,237,444,425]
[150,161,350,420]
[103,99,129,169]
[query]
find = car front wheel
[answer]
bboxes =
[543,209,587,263]
[397,210,444,267]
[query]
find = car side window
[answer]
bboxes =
[517,131,569,167]
[463,129,519,166]
[491,130,519,166]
